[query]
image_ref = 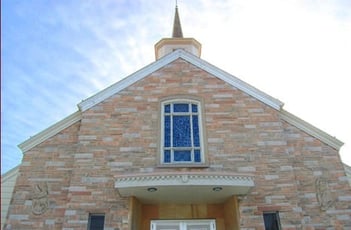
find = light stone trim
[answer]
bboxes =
[115,173,254,188]
[18,111,82,153]
[279,109,343,150]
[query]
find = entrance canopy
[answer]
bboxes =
[115,172,254,204]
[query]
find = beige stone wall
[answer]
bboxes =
[239,120,351,229]
[5,122,80,229]
[5,59,351,229]
[344,164,351,186]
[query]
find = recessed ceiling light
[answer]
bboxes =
[212,187,222,192]
[147,187,158,192]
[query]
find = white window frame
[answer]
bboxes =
[160,99,205,165]
[151,219,216,230]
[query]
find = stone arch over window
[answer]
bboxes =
[159,96,207,167]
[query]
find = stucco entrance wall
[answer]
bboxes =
[130,196,239,230]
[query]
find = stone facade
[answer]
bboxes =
[4,56,351,229]
[344,164,351,186]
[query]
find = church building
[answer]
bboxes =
[4,6,351,230]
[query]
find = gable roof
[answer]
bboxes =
[18,111,81,152]
[1,165,19,180]
[78,49,284,111]
[18,49,343,152]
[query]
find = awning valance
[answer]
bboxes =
[115,172,254,204]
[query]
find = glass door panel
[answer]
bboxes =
[187,223,212,230]
[151,220,215,230]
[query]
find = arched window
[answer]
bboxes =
[160,99,205,165]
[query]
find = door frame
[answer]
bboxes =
[150,219,216,230]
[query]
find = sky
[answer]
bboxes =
[1,0,351,174]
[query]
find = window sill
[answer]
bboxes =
[157,163,210,168]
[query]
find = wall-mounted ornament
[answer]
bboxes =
[315,177,334,211]
[32,182,49,215]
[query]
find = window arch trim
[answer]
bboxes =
[159,96,208,167]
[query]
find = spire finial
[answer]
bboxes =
[155,1,201,59]
[172,2,183,38]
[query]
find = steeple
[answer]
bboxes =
[172,5,183,38]
[154,4,201,60]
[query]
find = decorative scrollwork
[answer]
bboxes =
[315,177,334,210]
[32,182,49,215]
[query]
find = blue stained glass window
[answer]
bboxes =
[174,150,191,161]
[173,116,191,147]
[194,150,201,162]
[192,115,200,147]
[164,116,171,147]
[165,104,171,113]
[192,104,198,112]
[162,101,202,164]
[174,103,189,112]
[164,150,171,163]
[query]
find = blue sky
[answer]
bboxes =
[2,0,351,174]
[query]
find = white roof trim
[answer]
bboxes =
[78,49,284,112]
[78,51,183,111]
[179,51,284,110]
[18,111,82,153]
[18,49,342,153]
[279,109,343,150]
[1,165,19,179]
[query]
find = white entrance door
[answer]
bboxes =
[151,220,216,230]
